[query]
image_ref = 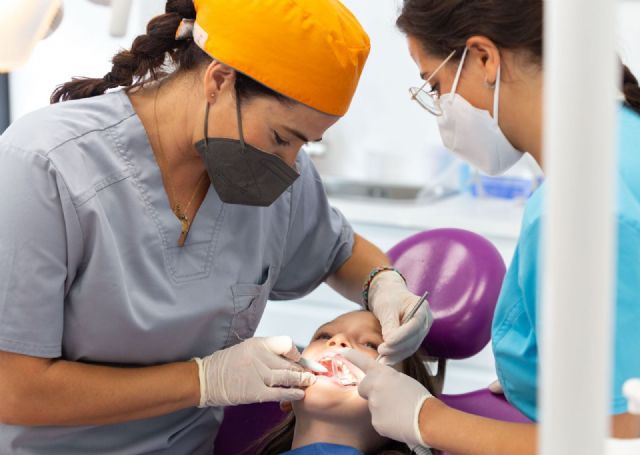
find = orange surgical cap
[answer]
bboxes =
[191,0,370,117]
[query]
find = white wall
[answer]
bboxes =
[9,0,165,119]
[618,1,640,77]
[8,1,640,185]
[312,0,449,187]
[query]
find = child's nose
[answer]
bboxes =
[327,333,351,349]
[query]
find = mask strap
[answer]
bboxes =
[235,88,246,150]
[493,64,502,123]
[451,47,468,95]
[204,102,210,147]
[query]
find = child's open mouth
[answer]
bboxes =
[314,351,362,386]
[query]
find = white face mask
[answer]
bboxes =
[437,47,524,176]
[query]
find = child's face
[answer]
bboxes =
[292,311,385,421]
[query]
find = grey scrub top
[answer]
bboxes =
[0,90,354,454]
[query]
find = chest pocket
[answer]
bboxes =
[226,266,274,347]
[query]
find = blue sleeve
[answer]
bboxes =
[0,144,76,358]
[515,205,640,416]
[270,153,354,300]
[611,216,640,414]
[517,218,542,334]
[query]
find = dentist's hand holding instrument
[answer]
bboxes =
[338,290,434,449]
[365,268,433,365]
[193,336,318,407]
[340,347,434,451]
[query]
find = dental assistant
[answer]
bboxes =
[0,0,432,453]
[344,0,640,454]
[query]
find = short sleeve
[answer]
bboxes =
[518,212,640,416]
[0,144,73,358]
[270,154,354,300]
[610,217,640,414]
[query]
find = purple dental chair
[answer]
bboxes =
[213,228,529,455]
[387,229,530,424]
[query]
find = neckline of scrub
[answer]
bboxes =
[113,89,225,250]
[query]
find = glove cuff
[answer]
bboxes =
[362,267,406,310]
[192,357,207,408]
[412,393,433,449]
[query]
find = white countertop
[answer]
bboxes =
[328,193,526,242]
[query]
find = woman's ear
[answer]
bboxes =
[202,60,236,101]
[279,401,293,413]
[466,35,501,86]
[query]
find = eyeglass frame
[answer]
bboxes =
[409,49,457,116]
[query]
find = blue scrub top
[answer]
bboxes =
[282,443,364,454]
[492,105,640,421]
[0,91,354,454]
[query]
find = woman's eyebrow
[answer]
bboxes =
[283,126,323,143]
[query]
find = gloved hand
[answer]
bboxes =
[368,270,433,365]
[193,336,316,407]
[341,348,433,450]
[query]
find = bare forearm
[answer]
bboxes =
[420,398,537,455]
[327,233,390,303]
[0,352,200,426]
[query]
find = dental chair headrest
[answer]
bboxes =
[388,228,506,360]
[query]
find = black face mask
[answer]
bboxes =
[195,94,300,207]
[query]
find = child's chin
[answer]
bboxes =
[296,379,362,412]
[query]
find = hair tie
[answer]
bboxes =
[175,19,195,40]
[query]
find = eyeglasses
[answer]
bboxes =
[409,50,457,116]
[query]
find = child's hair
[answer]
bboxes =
[255,351,445,455]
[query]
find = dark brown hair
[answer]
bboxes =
[256,352,446,455]
[50,0,287,105]
[396,0,640,115]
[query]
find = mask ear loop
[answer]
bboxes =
[493,64,502,124]
[204,101,210,147]
[202,88,248,151]
[234,87,247,152]
[450,47,468,96]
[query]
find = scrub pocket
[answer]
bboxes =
[226,267,273,347]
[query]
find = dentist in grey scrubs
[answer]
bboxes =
[0,0,432,453]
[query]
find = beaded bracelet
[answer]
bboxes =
[361,266,406,310]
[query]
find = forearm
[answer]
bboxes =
[420,398,537,455]
[0,352,200,426]
[326,233,390,303]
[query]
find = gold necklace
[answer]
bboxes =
[153,83,209,247]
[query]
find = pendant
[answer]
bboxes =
[177,213,190,247]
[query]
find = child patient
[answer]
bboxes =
[257,310,443,455]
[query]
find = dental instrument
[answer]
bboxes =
[298,356,329,374]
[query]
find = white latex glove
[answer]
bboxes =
[341,348,433,450]
[368,271,433,365]
[193,336,316,407]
